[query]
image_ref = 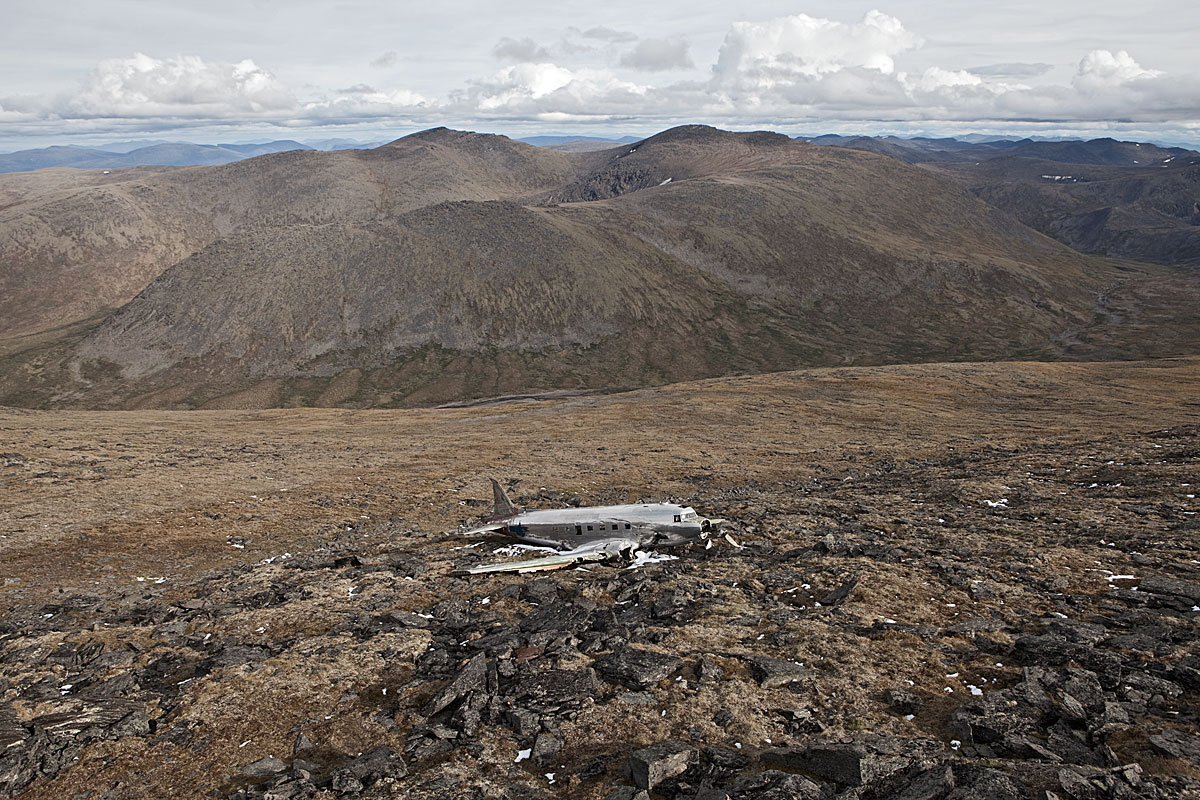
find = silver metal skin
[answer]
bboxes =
[460,479,726,574]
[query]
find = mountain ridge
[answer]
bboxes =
[2,125,1197,410]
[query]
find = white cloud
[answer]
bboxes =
[714,9,921,87]
[0,52,431,134]
[66,53,296,118]
[694,13,1197,128]
[0,13,1197,147]
[1073,49,1162,89]
[620,38,694,72]
[462,63,647,116]
[305,85,428,119]
[908,66,984,94]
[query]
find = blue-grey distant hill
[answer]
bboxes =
[802,133,1196,166]
[0,140,314,173]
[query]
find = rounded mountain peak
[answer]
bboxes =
[381,128,527,150]
[636,125,792,148]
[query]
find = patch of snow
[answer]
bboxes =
[545,773,556,784]
[968,685,983,696]
[984,498,1008,508]
[904,714,915,720]
[659,178,672,186]
[514,749,531,763]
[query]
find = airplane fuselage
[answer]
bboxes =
[497,503,708,550]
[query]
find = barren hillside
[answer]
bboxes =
[0,130,581,341]
[5,125,1196,410]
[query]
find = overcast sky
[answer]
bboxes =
[2,0,1198,149]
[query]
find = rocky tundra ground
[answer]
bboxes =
[1,358,1199,798]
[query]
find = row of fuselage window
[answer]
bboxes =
[568,522,633,535]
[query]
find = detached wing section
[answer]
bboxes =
[464,539,633,575]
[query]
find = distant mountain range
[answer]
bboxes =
[802,133,1196,166]
[0,135,649,172]
[2,125,1196,410]
[0,139,393,173]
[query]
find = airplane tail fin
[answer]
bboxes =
[489,478,516,519]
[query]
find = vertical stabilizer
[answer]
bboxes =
[490,478,516,519]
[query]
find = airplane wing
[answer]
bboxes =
[464,538,634,575]
[461,521,509,537]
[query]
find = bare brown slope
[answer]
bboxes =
[5,125,1198,410]
[928,155,1200,267]
[18,132,1157,410]
[0,130,579,339]
[550,126,800,201]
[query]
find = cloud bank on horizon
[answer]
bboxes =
[1,6,1197,145]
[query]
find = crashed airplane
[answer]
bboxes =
[460,479,732,574]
